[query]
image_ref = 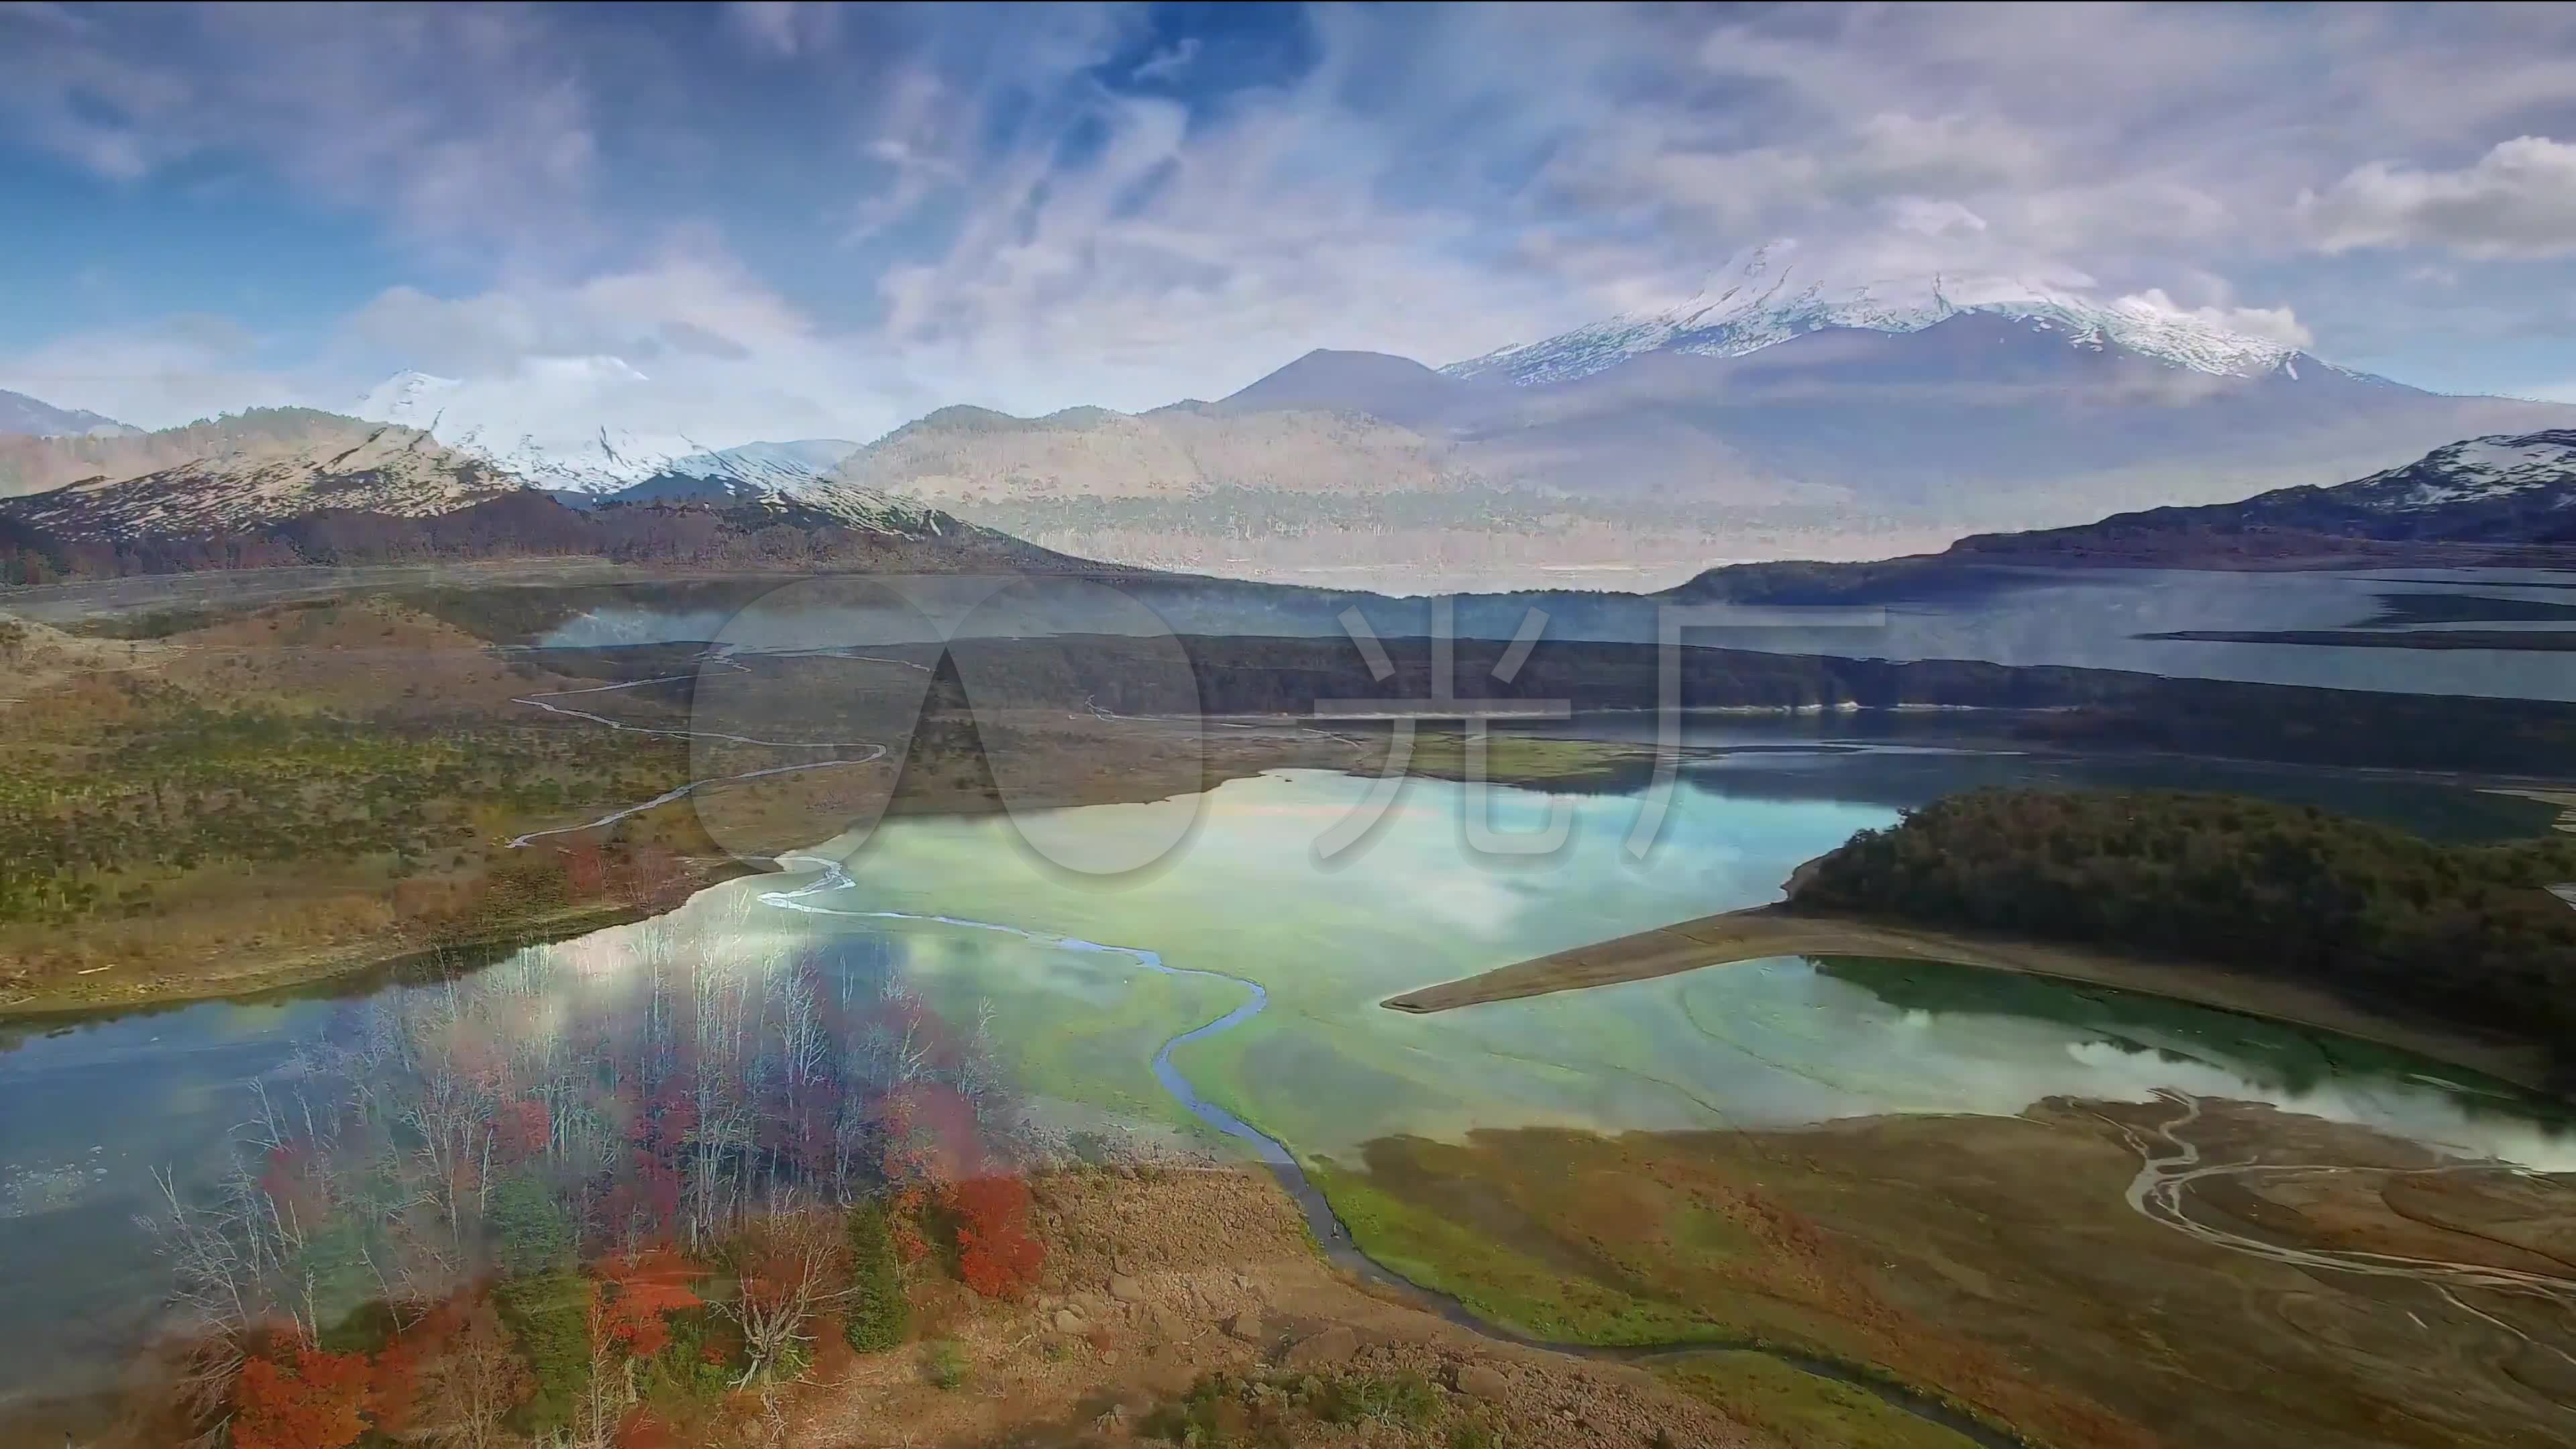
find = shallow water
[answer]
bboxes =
[3,750,2571,1424]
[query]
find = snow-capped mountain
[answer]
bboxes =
[2334,432,2576,513]
[0,387,138,439]
[1938,429,2576,562]
[1445,246,2322,385]
[0,423,517,541]
[601,462,943,535]
[353,366,835,495]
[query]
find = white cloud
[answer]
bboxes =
[1130,36,1200,83]
[6,4,2574,425]
[0,317,313,429]
[0,5,600,259]
[725,1,845,59]
[2114,288,2314,350]
[2300,136,2576,258]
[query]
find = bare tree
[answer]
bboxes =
[716,1207,853,1387]
[406,1303,530,1449]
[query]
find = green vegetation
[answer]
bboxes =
[1310,1369,1440,1428]
[1141,1368,1454,1448]
[489,1173,577,1277]
[492,1269,591,1434]
[922,1338,969,1391]
[842,1199,909,1353]
[1794,788,2576,1069]
[1658,1352,1984,1449]
[1305,1161,1724,1347]
[0,676,680,928]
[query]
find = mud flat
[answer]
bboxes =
[1383,904,2559,1094]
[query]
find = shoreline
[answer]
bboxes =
[1381,904,2561,1096]
[0,731,1650,1022]
[0,892,693,1022]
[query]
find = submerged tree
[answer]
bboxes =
[135,922,1038,1441]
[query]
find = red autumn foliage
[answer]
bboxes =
[493,1095,551,1164]
[366,1293,474,1436]
[951,1173,1044,1299]
[562,836,607,898]
[231,1343,372,1449]
[595,1249,704,1359]
[615,1410,680,1449]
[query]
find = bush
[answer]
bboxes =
[844,1199,910,1352]
[492,1269,590,1434]
[1313,1371,1440,1428]
[487,1171,574,1277]
[922,1339,969,1391]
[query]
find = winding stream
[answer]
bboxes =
[759,851,2038,1448]
[2102,1089,2576,1370]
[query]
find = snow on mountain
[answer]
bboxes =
[0,387,140,439]
[602,461,945,535]
[354,363,737,494]
[0,423,518,541]
[1445,246,2314,386]
[2334,431,2576,513]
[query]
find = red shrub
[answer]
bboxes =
[595,1249,704,1359]
[231,1344,371,1449]
[951,1174,1044,1299]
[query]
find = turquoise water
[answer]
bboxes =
[4,751,2571,1425]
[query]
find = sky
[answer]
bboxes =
[2,1,2574,443]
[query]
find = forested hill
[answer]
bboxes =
[1790,788,2576,1078]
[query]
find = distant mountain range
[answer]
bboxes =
[1670,429,2576,604]
[813,256,2575,587]
[0,413,1053,585]
[1444,250,2314,383]
[0,388,136,440]
[353,368,862,499]
[7,252,2575,592]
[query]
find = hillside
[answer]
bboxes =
[0,388,134,439]
[0,425,1091,584]
[1666,429,2576,607]
[0,407,377,499]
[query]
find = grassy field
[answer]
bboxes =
[1318,1114,2576,1449]
[1658,1351,1988,1449]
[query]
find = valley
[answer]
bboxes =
[11,13,2576,1448]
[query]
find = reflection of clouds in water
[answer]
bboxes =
[2056,1040,2576,1172]
[1653,963,2576,1171]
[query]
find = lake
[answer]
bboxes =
[3,745,2572,1434]
[529,566,2576,700]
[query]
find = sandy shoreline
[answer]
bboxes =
[1382,904,2561,1095]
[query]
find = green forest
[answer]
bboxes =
[1792,788,2576,1073]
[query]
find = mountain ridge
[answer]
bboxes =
[1442,246,2318,384]
[0,388,136,439]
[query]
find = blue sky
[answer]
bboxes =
[3,1,2574,439]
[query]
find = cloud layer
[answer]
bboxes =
[2,2,2573,436]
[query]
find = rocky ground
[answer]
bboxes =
[778,1160,1766,1449]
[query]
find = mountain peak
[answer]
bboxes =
[2339,429,2576,512]
[350,366,720,493]
[1216,348,1470,425]
[0,388,141,439]
[1444,246,2307,385]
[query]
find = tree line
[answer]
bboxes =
[1792,788,2576,1078]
